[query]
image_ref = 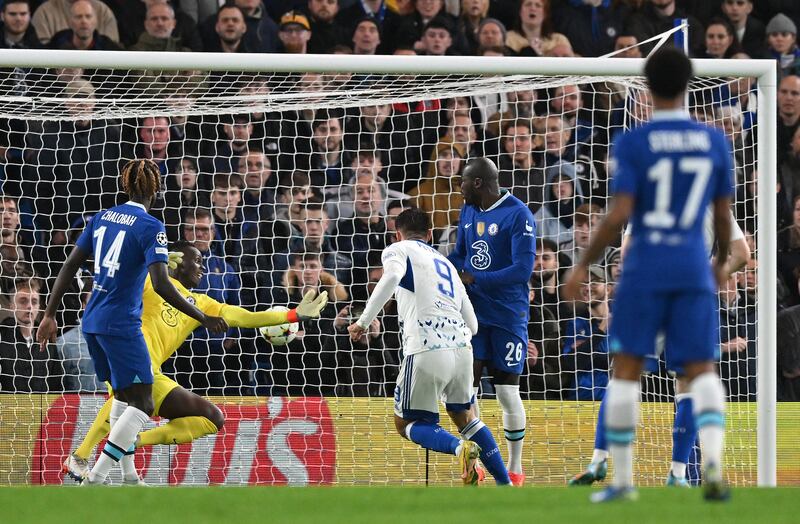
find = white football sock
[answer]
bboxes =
[471,386,480,419]
[496,384,525,475]
[89,406,149,484]
[690,372,726,481]
[109,399,139,482]
[604,379,640,488]
[671,461,687,479]
[591,448,609,464]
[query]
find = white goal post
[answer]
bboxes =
[0,49,777,486]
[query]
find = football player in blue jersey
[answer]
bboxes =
[448,157,536,486]
[37,159,229,485]
[564,48,733,503]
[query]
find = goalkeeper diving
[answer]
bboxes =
[63,241,328,483]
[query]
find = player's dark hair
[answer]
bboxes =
[395,207,431,237]
[120,158,161,200]
[645,48,693,99]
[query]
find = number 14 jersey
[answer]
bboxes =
[76,201,170,336]
[381,240,475,356]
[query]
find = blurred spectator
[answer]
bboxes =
[32,0,119,45]
[485,88,537,140]
[127,115,172,177]
[239,148,276,224]
[385,198,409,245]
[203,4,249,52]
[447,110,494,158]
[408,139,465,230]
[418,15,456,55]
[200,113,253,177]
[559,202,605,266]
[612,33,642,58]
[0,196,32,281]
[129,2,191,52]
[182,208,241,305]
[179,0,218,25]
[337,0,399,39]
[718,273,756,401]
[721,0,767,59]
[505,0,570,56]
[780,126,800,209]
[766,13,800,77]
[160,157,203,241]
[307,0,347,53]
[459,0,488,54]
[351,16,381,54]
[497,119,547,213]
[534,172,584,247]
[561,265,610,401]
[777,75,800,165]
[531,237,572,320]
[624,0,703,56]
[307,109,350,199]
[0,278,65,393]
[476,17,506,51]
[699,17,742,59]
[199,1,279,53]
[49,0,122,51]
[0,0,40,49]
[210,173,258,266]
[278,11,312,53]
[777,304,800,400]
[778,195,800,305]
[388,0,463,54]
[553,0,629,57]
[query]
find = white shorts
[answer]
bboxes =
[393,347,474,423]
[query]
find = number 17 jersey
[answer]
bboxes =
[76,201,170,336]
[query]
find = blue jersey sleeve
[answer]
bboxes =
[139,219,170,267]
[472,207,535,288]
[609,133,638,197]
[447,207,467,271]
[712,131,735,201]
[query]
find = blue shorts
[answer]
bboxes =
[471,324,527,375]
[84,331,154,391]
[643,333,686,376]
[610,285,719,369]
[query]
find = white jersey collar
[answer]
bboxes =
[123,201,146,211]
[481,190,511,212]
[651,109,691,121]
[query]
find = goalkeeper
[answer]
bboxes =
[63,241,328,483]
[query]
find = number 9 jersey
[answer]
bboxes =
[76,201,170,337]
[381,240,476,356]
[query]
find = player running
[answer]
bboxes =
[569,208,750,487]
[447,157,536,486]
[348,208,511,485]
[37,159,229,486]
[62,241,328,483]
[564,48,733,503]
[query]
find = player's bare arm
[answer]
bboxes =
[37,245,91,346]
[712,196,733,289]
[149,262,229,334]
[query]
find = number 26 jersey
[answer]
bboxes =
[76,201,170,336]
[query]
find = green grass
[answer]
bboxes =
[3,486,798,524]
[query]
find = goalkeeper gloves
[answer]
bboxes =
[293,290,329,321]
[168,251,184,270]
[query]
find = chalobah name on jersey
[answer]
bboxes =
[101,210,138,227]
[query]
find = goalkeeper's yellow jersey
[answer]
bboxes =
[141,275,225,369]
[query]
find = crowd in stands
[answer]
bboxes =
[0,0,797,401]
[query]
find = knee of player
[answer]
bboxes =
[394,417,410,439]
[133,397,155,417]
[207,405,225,431]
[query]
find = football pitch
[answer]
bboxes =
[3,486,798,524]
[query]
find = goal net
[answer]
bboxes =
[0,50,777,486]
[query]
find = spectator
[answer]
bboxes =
[721,0,767,59]
[32,0,118,45]
[561,265,610,401]
[179,0,218,25]
[766,13,800,77]
[778,195,800,305]
[131,115,172,175]
[699,17,742,59]
[385,198,410,245]
[387,0,462,54]
[352,16,381,54]
[476,17,506,51]
[48,0,122,51]
[203,4,249,53]
[497,119,546,214]
[531,237,570,320]
[553,0,628,57]
[0,278,65,393]
[558,202,605,266]
[309,109,350,194]
[718,273,756,401]
[278,11,312,53]
[239,149,276,224]
[408,139,466,230]
[0,0,40,49]
[0,196,33,293]
[777,75,800,165]
[235,0,280,53]
[160,157,203,241]
[612,33,642,58]
[129,2,190,52]
[550,84,595,149]
[534,172,584,247]
[447,110,493,158]
[524,284,562,399]
[780,126,800,209]
[200,113,254,178]
[505,0,570,56]
[289,199,349,276]
[777,304,800,400]
[337,0,399,38]
[485,88,537,140]
[459,0,488,54]
[307,0,347,53]
[105,0,202,50]
[210,173,258,266]
[418,15,456,55]
[624,0,703,56]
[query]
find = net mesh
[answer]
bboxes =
[0,61,760,486]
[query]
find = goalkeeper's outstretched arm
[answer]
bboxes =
[220,290,329,327]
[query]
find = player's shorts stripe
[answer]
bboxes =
[696,411,725,429]
[606,429,635,445]
[403,355,414,411]
[504,429,526,441]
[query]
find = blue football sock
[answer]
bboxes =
[672,395,696,468]
[461,419,511,485]
[407,421,460,455]
[595,394,608,452]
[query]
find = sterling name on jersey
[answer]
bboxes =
[382,240,473,355]
[611,110,734,291]
[448,191,536,330]
[76,201,170,336]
